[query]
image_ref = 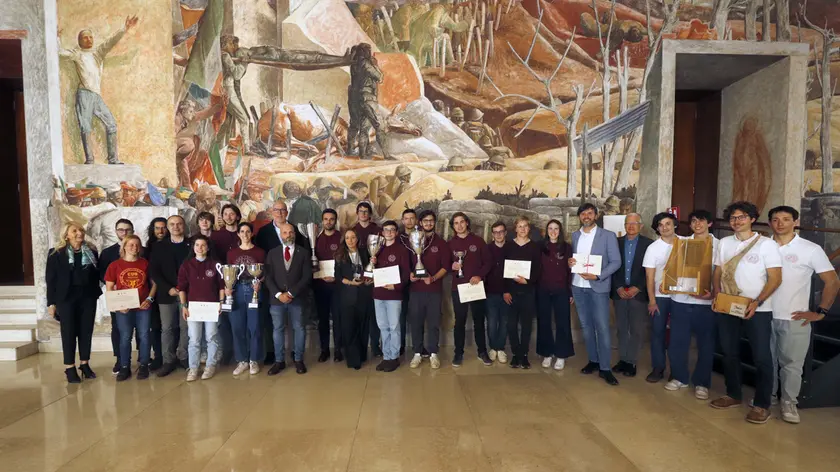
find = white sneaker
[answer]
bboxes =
[488,349,497,361]
[497,350,508,364]
[186,368,199,382]
[541,357,553,368]
[249,361,260,375]
[410,354,422,369]
[201,365,216,380]
[233,362,248,376]
[553,358,565,371]
[781,400,800,424]
[664,379,689,391]
[695,386,709,400]
[430,353,441,369]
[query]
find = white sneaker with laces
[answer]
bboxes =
[233,362,248,376]
[410,354,422,368]
[201,365,216,380]
[186,368,199,382]
[430,353,441,369]
[497,350,508,364]
[695,386,709,400]
[664,379,689,391]
[781,400,800,424]
[488,349,497,361]
[541,356,553,368]
[554,358,565,371]
[249,361,260,375]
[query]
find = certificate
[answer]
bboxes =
[188,301,220,322]
[105,288,139,312]
[373,265,401,287]
[503,260,531,279]
[571,253,602,276]
[313,260,336,279]
[457,281,486,302]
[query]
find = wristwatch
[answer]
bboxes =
[816,306,829,316]
[146,296,155,303]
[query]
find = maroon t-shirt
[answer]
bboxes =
[211,229,240,263]
[314,231,342,286]
[177,257,223,302]
[539,241,572,291]
[447,232,493,292]
[409,233,451,293]
[227,246,266,282]
[486,242,506,294]
[353,222,381,247]
[372,241,410,300]
[104,257,151,301]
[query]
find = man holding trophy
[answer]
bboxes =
[226,222,266,376]
[313,209,343,363]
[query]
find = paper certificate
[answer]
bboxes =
[188,302,220,322]
[105,288,139,312]
[313,260,336,279]
[571,254,602,276]
[503,260,532,279]
[457,281,487,302]
[373,265,401,287]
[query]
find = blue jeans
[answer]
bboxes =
[651,297,672,372]
[571,286,612,371]
[230,283,262,363]
[486,294,508,351]
[374,299,402,360]
[187,320,219,369]
[668,301,715,387]
[115,309,151,368]
[270,302,305,362]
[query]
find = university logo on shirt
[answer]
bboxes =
[388,254,396,262]
[205,269,215,277]
[431,246,439,253]
[118,268,145,288]
[785,254,798,263]
[469,245,477,252]
[556,252,565,260]
[745,254,760,264]
[330,244,338,251]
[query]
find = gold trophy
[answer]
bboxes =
[216,263,245,311]
[246,263,263,309]
[409,231,427,277]
[364,234,384,278]
[305,222,320,271]
[453,251,466,278]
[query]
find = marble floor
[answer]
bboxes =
[0,348,838,472]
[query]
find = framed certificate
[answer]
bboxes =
[571,254,602,276]
[503,260,531,279]
[373,265,401,287]
[188,301,221,322]
[105,288,140,312]
[457,281,487,302]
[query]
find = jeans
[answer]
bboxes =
[150,302,162,361]
[651,297,672,372]
[409,292,442,354]
[217,311,234,364]
[187,320,219,370]
[486,294,508,351]
[230,283,262,363]
[270,301,305,362]
[571,286,612,371]
[770,319,811,404]
[160,303,189,364]
[668,301,715,387]
[115,309,151,368]
[452,290,488,355]
[507,287,536,358]
[374,299,402,360]
[111,311,140,365]
[614,298,647,365]
[717,311,774,408]
[536,288,574,359]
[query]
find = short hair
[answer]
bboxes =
[236,222,254,233]
[167,214,186,224]
[768,205,800,221]
[449,212,470,230]
[577,202,598,216]
[188,234,214,261]
[402,208,417,218]
[651,212,678,236]
[491,220,506,231]
[514,215,530,227]
[221,203,242,222]
[118,235,143,258]
[418,209,437,223]
[356,201,373,213]
[197,211,215,225]
[322,208,338,218]
[114,218,133,229]
[688,209,714,223]
[723,201,759,221]
[382,220,399,230]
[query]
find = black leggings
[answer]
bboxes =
[57,295,97,365]
[507,288,536,358]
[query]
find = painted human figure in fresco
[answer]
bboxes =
[175,98,223,189]
[407,0,470,67]
[58,15,139,165]
[347,43,390,160]
[460,108,497,149]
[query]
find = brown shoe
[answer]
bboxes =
[710,396,742,409]
[745,406,771,424]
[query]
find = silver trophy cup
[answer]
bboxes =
[306,222,320,271]
[409,231,427,277]
[364,234,384,278]
[216,263,245,311]
[454,251,466,278]
[246,263,263,309]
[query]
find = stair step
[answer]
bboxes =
[0,341,39,361]
[0,325,36,342]
[0,298,36,310]
[0,310,38,326]
[0,286,35,296]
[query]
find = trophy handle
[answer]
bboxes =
[237,264,246,279]
[216,263,224,278]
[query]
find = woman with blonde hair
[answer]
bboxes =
[46,222,102,383]
[503,216,542,369]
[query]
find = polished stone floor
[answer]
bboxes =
[0,348,838,472]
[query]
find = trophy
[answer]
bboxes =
[216,263,245,311]
[306,222,319,271]
[364,234,384,278]
[246,263,263,309]
[409,231,427,277]
[453,251,466,278]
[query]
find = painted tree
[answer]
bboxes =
[776,0,791,41]
[711,0,733,38]
[745,0,760,40]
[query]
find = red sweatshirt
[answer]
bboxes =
[447,232,492,291]
[314,231,342,287]
[486,242,506,294]
[372,241,410,300]
[539,241,572,291]
[409,233,451,293]
[104,257,152,301]
[211,229,240,262]
[177,258,223,303]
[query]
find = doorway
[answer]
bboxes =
[0,38,33,285]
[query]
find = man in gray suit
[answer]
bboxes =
[568,203,622,385]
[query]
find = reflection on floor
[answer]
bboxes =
[0,348,838,472]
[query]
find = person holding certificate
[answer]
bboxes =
[642,212,678,384]
[371,220,410,372]
[314,209,343,363]
[503,216,541,369]
[448,212,493,367]
[226,222,266,376]
[486,221,510,364]
[104,235,157,381]
[335,229,374,370]
[99,218,138,376]
[537,219,574,371]
[177,236,225,382]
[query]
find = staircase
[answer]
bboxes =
[0,286,39,361]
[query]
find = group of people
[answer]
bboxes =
[45,197,836,426]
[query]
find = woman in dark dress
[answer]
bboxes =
[334,229,374,370]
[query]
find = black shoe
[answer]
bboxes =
[599,370,620,386]
[116,367,131,382]
[421,347,430,358]
[399,347,405,356]
[581,361,600,374]
[317,351,330,363]
[149,358,162,371]
[264,352,276,365]
[112,360,120,374]
[478,352,493,366]
[79,364,97,379]
[334,351,344,363]
[373,349,383,358]
[510,356,521,368]
[157,362,177,377]
[646,368,664,383]
[65,367,82,384]
[267,362,287,376]
[137,365,150,380]
[612,361,628,373]
[383,359,399,372]
[623,364,637,377]
[521,356,531,370]
[453,353,464,367]
[179,359,189,370]
[376,360,387,371]
[295,361,307,374]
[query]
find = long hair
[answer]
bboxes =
[187,235,215,261]
[334,229,369,264]
[119,234,143,259]
[542,219,566,254]
[55,222,88,252]
[146,217,168,244]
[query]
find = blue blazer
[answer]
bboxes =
[571,226,621,294]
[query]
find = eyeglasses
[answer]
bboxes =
[115,228,133,233]
[272,208,288,213]
[624,222,641,226]
[421,219,435,224]
[492,230,506,235]
[729,214,749,222]
[382,228,396,233]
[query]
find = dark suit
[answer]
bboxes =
[611,235,653,366]
[264,244,313,362]
[149,238,192,365]
[335,250,374,369]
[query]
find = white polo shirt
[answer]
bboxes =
[672,234,718,306]
[572,226,597,289]
[642,238,674,298]
[771,235,834,320]
[714,233,781,312]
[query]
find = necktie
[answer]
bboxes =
[284,246,291,262]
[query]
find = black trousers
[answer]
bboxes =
[409,291,442,354]
[536,288,574,359]
[57,294,97,365]
[717,311,774,409]
[314,284,341,353]
[150,301,162,360]
[340,295,373,368]
[507,287,536,358]
[452,290,488,355]
[399,284,412,350]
